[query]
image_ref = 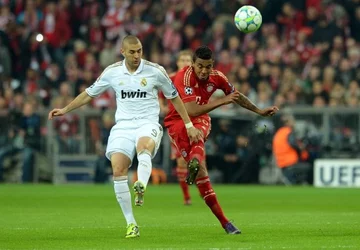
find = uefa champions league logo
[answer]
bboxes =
[184,87,193,95]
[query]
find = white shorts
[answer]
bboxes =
[105,122,163,164]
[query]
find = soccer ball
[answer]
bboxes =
[234,5,262,33]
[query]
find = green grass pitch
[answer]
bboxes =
[0,184,359,249]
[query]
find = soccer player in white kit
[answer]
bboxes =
[48,35,201,238]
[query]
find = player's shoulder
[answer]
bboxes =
[174,66,193,85]
[95,61,123,82]
[103,61,124,75]
[210,69,228,82]
[143,59,167,74]
[177,66,193,79]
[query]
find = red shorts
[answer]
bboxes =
[167,118,211,162]
[170,142,181,159]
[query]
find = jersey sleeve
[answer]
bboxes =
[217,71,235,95]
[174,72,196,103]
[85,68,112,97]
[157,66,179,99]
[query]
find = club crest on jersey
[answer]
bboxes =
[140,78,147,87]
[206,83,214,92]
[184,87,193,95]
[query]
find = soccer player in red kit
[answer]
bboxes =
[164,46,279,234]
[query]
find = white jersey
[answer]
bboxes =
[86,59,178,124]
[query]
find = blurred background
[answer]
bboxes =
[0,0,359,185]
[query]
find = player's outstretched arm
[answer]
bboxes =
[48,91,93,120]
[170,96,202,143]
[184,91,241,117]
[236,92,279,116]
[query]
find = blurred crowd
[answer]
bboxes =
[0,0,359,112]
[0,0,360,183]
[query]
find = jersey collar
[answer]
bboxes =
[122,59,144,75]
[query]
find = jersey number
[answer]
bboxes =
[151,129,158,137]
[196,96,201,104]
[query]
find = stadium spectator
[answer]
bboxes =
[272,113,312,185]
[52,97,80,154]
[213,119,238,183]
[0,0,359,186]
[91,111,114,183]
[0,101,40,182]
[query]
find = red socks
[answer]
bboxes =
[189,141,205,164]
[196,176,229,227]
[176,167,190,202]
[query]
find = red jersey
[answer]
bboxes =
[164,66,235,126]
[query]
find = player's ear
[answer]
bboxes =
[120,47,125,56]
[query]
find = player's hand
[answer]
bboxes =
[186,126,202,143]
[259,106,279,117]
[222,91,241,105]
[48,108,66,120]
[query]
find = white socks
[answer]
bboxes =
[114,178,136,226]
[113,151,152,226]
[137,151,152,188]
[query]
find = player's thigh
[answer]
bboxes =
[106,130,136,169]
[110,152,133,176]
[135,123,163,157]
[193,118,211,140]
[167,123,191,161]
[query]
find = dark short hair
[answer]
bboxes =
[193,46,213,62]
[121,35,141,48]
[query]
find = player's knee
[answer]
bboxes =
[113,176,128,181]
[197,164,208,178]
[137,149,152,157]
[137,137,156,154]
[111,163,130,177]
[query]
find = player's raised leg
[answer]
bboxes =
[134,124,163,206]
[111,152,140,238]
[188,121,241,234]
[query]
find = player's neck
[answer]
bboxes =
[195,75,209,82]
[125,61,139,74]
